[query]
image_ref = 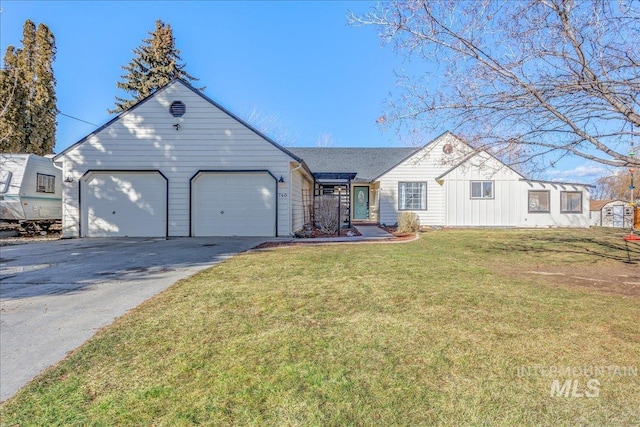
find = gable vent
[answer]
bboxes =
[169,101,186,117]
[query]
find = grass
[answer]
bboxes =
[1,228,639,426]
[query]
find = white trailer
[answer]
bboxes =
[0,153,62,233]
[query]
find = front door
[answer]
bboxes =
[353,186,369,220]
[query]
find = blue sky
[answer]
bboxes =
[0,0,608,183]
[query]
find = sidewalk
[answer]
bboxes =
[354,225,394,239]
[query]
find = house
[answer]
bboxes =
[54,79,592,238]
[590,199,635,228]
[291,134,591,228]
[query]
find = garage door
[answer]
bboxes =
[82,171,167,237]
[192,171,276,236]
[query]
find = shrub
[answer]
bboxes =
[314,195,340,234]
[397,212,420,233]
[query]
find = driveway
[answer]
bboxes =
[0,236,269,402]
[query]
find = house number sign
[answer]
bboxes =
[279,192,288,198]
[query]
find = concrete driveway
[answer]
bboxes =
[0,236,269,402]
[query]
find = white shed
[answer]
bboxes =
[54,79,313,238]
[590,199,635,228]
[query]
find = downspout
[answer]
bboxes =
[289,162,303,236]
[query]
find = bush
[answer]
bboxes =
[397,212,420,233]
[314,195,340,234]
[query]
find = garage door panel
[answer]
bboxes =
[83,172,166,237]
[192,172,275,236]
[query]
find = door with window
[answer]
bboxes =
[353,186,369,220]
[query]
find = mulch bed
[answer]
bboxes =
[253,226,417,249]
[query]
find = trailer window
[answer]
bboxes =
[0,170,12,193]
[36,173,56,193]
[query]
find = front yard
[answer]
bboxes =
[1,228,638,426]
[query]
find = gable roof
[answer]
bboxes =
[287,147,418,182]
[435,148,525,182]
[590,199,623,211]
[54,78,304,164]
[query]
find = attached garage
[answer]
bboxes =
[81,171,167,237]
[55,79,310,238]
[191,171,277,236]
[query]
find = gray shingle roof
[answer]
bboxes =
[287,147,418,182]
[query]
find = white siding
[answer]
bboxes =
[520,181,591,228]
[377,133,590,229]
[443,153,522,226]
[377,133,473,226]
[290,166,312,233]
[57,80,294,237]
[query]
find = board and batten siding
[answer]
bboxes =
[377,133,473,226]
[57,80,295,237]
[442,152,523,227]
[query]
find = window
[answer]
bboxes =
[528,191,550,213]
[36,173,55,193]
[399,182,427,210]
[471,181,494,199]
[560,191,582,213]
[0,170,12,194]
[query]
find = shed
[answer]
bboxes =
[590,199,634,228]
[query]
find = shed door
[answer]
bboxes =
[192,172,276,236]
[82,172,167,237]
[612,205,624,227]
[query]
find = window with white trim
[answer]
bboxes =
[36,173,55,193]
[561,191,582,213]
[398,182,427,210]
[528,191,550,213]
[471,181,494,199]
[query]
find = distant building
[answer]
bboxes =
[590,199,635,228]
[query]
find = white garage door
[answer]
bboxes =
[82,171,167,237]
[192,171,276,236]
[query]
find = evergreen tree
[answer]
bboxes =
[111,20,198,113]
[31,23,57,154]
[0,47,27,151]
[0,20,56,155]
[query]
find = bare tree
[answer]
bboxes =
[349,0,640,169]
[594,170,638,201]
[316,132,335,147]
[243,107,298,146]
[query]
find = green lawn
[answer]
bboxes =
[1,228,639,426]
